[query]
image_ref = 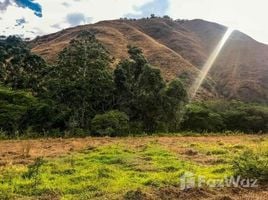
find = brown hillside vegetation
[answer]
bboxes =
[31,18,268,103]
[181,19,268,102]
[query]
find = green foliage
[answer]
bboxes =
[0,85,66,136]
[182,103,225,132]
[0,34,266,136]
[233,150,268,183]
[162,79,188,131]
[23,157,45,188]
[182,101,268,133]
[44,31,114,130]
[0,36,47,91]
[23,100,69,133]
[0,86,36,134]
[0,142,232,199]
[114,46,187,132]
[91,110,129,136]
[223,102,268,132]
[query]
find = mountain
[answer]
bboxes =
[30,18,268,103]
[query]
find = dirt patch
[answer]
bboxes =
[124,186,268,200]
[0,137,117,166]
[184,149,199,156]
[0,135,267,166]
[0,135,267,199]
[156,187,215,200]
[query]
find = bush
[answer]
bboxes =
[23,101,69,133]
[91,110,129,136]
[232,150,268,183]
[182,101,268,133]
[0,86,36,134]
[223,103,268,132]
[0,86,68,136]
[182,103,225,132]
[129,121,144,134]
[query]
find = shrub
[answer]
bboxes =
[24,101,70,133]
[232,150,268,183]
[129,121,144,134]
[182,103,225,132]
[223,103,268,132]
[0,86,36,134]
[91,110,129,136]
[23,157,45,189]
[182,101,268,133]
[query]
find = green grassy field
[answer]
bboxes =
[0,135,267,199]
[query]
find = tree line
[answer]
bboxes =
[0,33,267,137]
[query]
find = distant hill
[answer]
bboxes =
[30,18,268,103]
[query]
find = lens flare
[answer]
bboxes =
[189,28,234,100]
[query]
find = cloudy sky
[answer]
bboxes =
[0,0,267,44]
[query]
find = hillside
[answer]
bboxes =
[31,18,268,103]
[181,19,268,103]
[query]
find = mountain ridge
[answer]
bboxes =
[30,18,268,103]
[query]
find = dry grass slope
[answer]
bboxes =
[31,18,268,103]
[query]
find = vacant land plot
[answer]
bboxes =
[0,135,267,199]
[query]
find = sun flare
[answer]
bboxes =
[189,27,234,100]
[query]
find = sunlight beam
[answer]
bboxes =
[189,28,234,100]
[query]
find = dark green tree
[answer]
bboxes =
[0,36,47,92]
[45,31,114,129]
[182,103,225,132]
[114,46,187,132]
[162,79,188,131]
[91,110,129,136]
[0,86,32,134]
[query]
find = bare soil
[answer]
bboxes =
[0,135,267,200]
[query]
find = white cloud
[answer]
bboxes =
[168,0,268,44]
[0,0,268,44]
[0,0,152,38]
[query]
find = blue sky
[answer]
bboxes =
[126,0,169,18]
[15,0,42,17]
[0,0,268,44]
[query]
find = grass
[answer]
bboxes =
[0,135,267,199]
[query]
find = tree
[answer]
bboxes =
[0,36,47,91]
[0,86,32,134]
[114,46,148,120]
[22,100,69,133]
[114,46,187,132]
[91,110,129,136]
[44,31,114,129]
[163,15,172,20]
[181,100,268,133]
[150,14,156,18]
[182,103,225,132]
[162,79,187,131]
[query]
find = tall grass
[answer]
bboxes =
[233,149,268,183]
